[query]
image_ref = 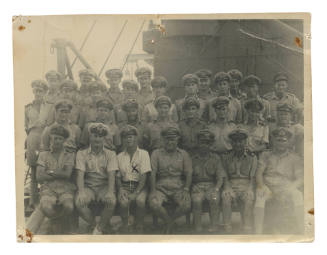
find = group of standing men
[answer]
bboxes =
[24,65,304,235]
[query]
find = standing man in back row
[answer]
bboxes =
[105,68,124,106]
[135,67,154,108]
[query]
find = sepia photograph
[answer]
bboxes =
[13,13,313,242]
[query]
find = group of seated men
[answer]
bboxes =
[24,66,304,235]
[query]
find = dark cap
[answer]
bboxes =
[242,75,262,87]
[122,99,139,112]
[228,128,248,141]
[161,126,180,138]
[277,103,294,113]
[105,69,123,79]
[244,99,264,113]
[182,74,199,86]
[120,125,138,138]
[228,69,243,81]
[54,99,73,111]
[271,127,293,139]
[59,79,78,91]
[154,95,172,109]
[31,80,48,91]
[212,96,230,109]
[214,72,231,84]
[49,124,70,139]
[122,80,139,91]
[45,70,62,80]
[135,67,152,78]
[273,72,288,83]
[182,97,200,111]
[197,129,215,142]
[195,69,212,79]
[88,122,108,137]
[79,69,96,78]
[89,80,107,93]
[151,76,168,88]
[96,98,113,110]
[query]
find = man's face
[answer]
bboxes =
[217,80,230,95]
[277,110,292,124]
[163,136,179,152]
[56,108,70,123]
[127,108,138,122]
[231,138,247,153]
[123,87,138,99]
[157,104,170,118]
[273,135,289,150]
[229,79,240,94]
[124,134,137,148]
[198,78,211,91]
[90,89,103,102]
[33,88,47,101]
[274,80,288,96]
[80,74,93,85]
[46,75,60,88]
[96,107,110,121]
[184,82,198,96]
[90,133,105,147]
[246,84,259,98]
[153,86,166,97]
[60,88,75,100]
[185,105,198,120]
[107,77,121,88]
[50,134,65,151]
[138,76,151,89]
[215,105,228,119]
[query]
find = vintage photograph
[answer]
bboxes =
[13,14,313,242]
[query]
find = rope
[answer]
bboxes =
[70,20,97,69]
[121,19,146,73]
[98,20,128,77]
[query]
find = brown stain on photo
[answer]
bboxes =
[25,229,33,243]
[18,25,25,31]
[295,37,303,48]
[308,208,314,215]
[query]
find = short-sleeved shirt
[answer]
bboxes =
[241,95,271,123]
[176,96,206,121]
[178,119,207,155]
[117,147,151,182]
[192,152,226,184]
[75,147,118,188]
[263,91,301,122]
[144,120,179,152]
[258,150,304,191]
[208,122,236,153]
[80,120,121,151]
[206,94,243,124]
[41,122,81,152]
[25,100,53,132]
[141,101,178,123]
[221,150,257,180]
[37,150,75,191]
[151,148,192,193]
[241,123,269,153]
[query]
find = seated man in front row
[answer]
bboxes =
[191,129,226,233]
[254,127,304,234]
[75,123,118,234]
[149,126,192,234]
[116,125,151,233]
[221,128,257,234]
[36,124,76,234]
